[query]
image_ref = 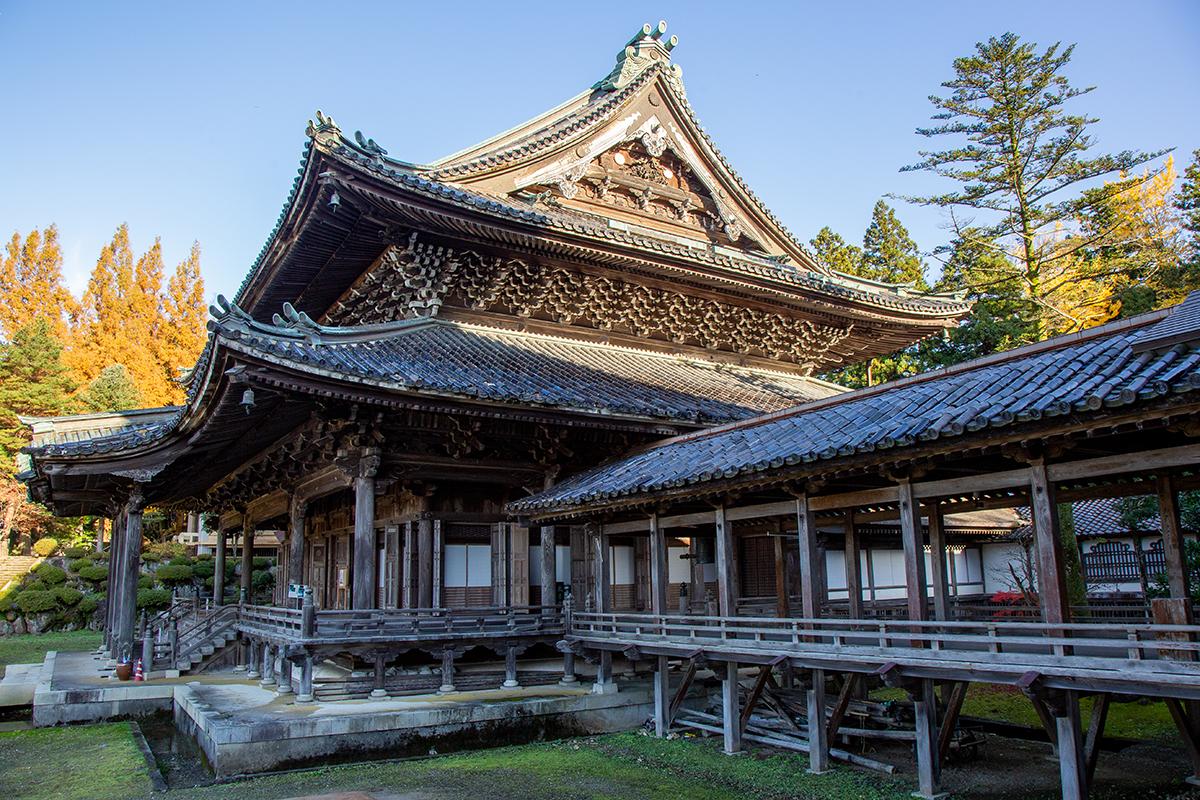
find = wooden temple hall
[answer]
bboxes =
[17,22,1200,799]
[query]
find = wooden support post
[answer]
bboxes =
[795,494,821,620]
[241,513,253,604]
[808,668,830,774]
[927,504,950,622]
[95,517,107,554]
[653,655,669,737]
[913,678,942,799]
[259,643,275,688]
[722,660,742,754]
[592,524,612,614]
[115,491,145,662]
[417,515,434,608]
[276,654,293,694]
[844,510,862,619]
[1055,691,1087,800]
[540,525,557,611]
[296,652,314,703]
[772,524,791,618]
[214,527,227,608]
[714,505,735,617]
[669,657,699,726]
[370,653,387,698]
[402,521,415,609]
[649,513,667,616]
[1030,462,1070,625]
[503,644,520,688]
[245,639,260,679]
[1084,693,1109,786]
[1159,474,1191,607]
[288,498,306,609]
[352,452,378,610]
[740,659,781,734]
[432,519,443,608]
[104,510,124,655]
[1165,698,1200,785]
[437,649,456,694]
[937,681,968,761]
[827,674,858,742]
[897,479,929,626]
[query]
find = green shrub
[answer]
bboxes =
[252,557,273,569]
[77,564,108,583]
[136,587,171,610]
[195,552,213,561]
[16,590,57,614]
[35,563,68,585]
[251,570,274,591]
[32,537,60,557]
[54,586,82,606]
[21,578,47,592]
[0,594,16,613]
[168,556,195,567]
[63,545,91,559]
[192,560,215,579]
[77,595,99,616]
[146,541,186,561]
[140,551,161,563]
[67,558,92,573]
[155,564,193,586]
[137,574,155,590]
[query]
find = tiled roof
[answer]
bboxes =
[1070,497,1163,537]
[1133,291,1200,353]
[511,302,1200,516]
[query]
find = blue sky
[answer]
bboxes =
[1,1,1197,301]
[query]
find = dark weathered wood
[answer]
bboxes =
[288,497,306,609]
[593,525,611,613]
[214,527,227,608]
[1166,697,1200,780]
[913,678,940,799]
[1084,693,1109,786]
[808,667,830,774]
[739,660,779,733]
[826,673,858,743]
[927,504,950,622]
[723,660,742,754]
[401,521,414,609]
[116,501,144,660]
[843,510,862,620]
[668,657,699,725]
[795,495,821,620]
[714,505,735,617]
[649,513,668,615]
[417,516,434,608]
[897,479,928,629]
[1030,462,1070,626]
[540,525,557,611]
[772,522,790,618]
[432,519,443,608]
[1159,474,1191,603]
[937,681,968,761]
[241,514,254,603]
[352,464,377,610]
[653,655,669,736]
[1056,691,1087,800]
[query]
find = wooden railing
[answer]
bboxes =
[237,604,564,643]
[569,611,1200,676]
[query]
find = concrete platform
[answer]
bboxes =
[0,662,40,707]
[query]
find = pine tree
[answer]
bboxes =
[80,364,142,412]
[0,226,77,341]
[903,32,1168,339]
[0,319,77,462]
[860,201,927,288]
[809,227,863,274]
[1177,149,1200,280]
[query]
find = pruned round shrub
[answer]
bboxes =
[194,552,213,561]
[140,551,161,564]
[251,570,274,591]
[136,587,171,610]
[32,537,59,557]
[137,574,155,590]
[16,590,57,615]
[192,560,215,579]
[155,564,193,586]
[0,593,16,613]
[63,545,91,559]
[167,556,195,567]
[35,563,67,585]
[67,558,92,573]
[77,595,99,616]
[54,586,82,606]
[252,557,272,569]
[77,564,108,584]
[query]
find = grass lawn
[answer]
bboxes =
[0,725,914,800]
[0,723,152,800]
[874,683,1176,741]
[0,629,102,677]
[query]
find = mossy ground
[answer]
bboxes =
[0,722,151,800]
[0,629,101,677]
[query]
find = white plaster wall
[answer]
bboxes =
[668,546,690,583]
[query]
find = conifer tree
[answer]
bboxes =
[0,226,77,341]
[1177,149,1200,271]
[0,318,78,461]
[903,32,1168,339]
[80,364,142,412]
[860,201,927,288]
[809,227,863,274]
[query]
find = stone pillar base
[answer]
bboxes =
[259,678,274,689]
[559,675,578,685]
[233,664,247,673]
[276,684,293,694]
[369,688,388,699]
[295,693,313,703]
[502,679,520,689]
[591,681,618,695]
[437,684,456,695]
[247,670,260,679]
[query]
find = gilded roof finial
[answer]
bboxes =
[594,20,678,92]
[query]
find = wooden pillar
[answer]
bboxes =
[844,510,862,619]
[352,453,378,610]
[259,642,275,688]
[95,517,107,554]
[240,513,253,604]
[898,478,929,623]
[402,521,415,609]
[722,660,741,754]
[927,504,951,622]
[214,527,227,607]
[1030,462,1070,625]
[417,515,434,608]
[592,524,611,613]
[649,513,668,616]
[795,495,821,619]
[509,523,527,607]
[1159,474,1191,604]
[437,649,456,694]
[714,505,735,617]
[432,519,443,608]
[276,655,293,694]
[104,510,124,654]
[288,499,306,608]
[1056,692,1087,800]
[570,525,588,608]
[773,526,791,618]
[503,644,520,688]
[653,654,669,736]
[114,490,145,661]
[296,652,314,702]
[540,525,557,610]
[913,678,942,799]
[808,668,830,773]
[245,639,260,679]
[370,653,387,698]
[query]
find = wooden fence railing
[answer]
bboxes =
[237,604,564,642]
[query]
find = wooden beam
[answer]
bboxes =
[714,505,735,617]
[653,655,670,737]
[772,525,790,618]
[1056,692,1087,800]
[937,681,968,761]
[1084,693,1110,786]
[1166,698,1200,781]
[1158,474,1191,603]
[913,678,940,799]
[740,660,779,733]
[843,511,862,619]
[808,668,830,774]
[723,660,742,754]
[668,657,699,726]
[927,504,950,622]
[897,479,928,626]
[1030,463,1070,626]
[649,513,668,615]
[826,673,858,743]
[796,495,821,619]
[1049,443,1200,482]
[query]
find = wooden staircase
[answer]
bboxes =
[151,603,240,674]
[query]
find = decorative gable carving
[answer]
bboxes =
[326,236,851,368]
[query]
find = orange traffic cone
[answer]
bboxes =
[133,658,144,682]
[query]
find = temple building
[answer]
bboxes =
[19,22,965,664]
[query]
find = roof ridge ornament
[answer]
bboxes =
[594,20,679,92]
[306,109,343,148]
